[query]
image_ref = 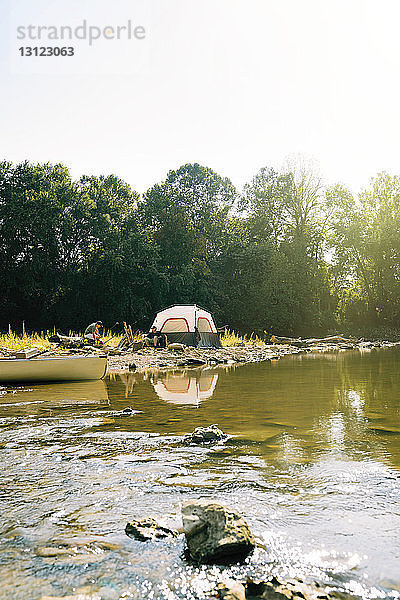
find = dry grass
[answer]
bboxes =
[0,325,124,352]
[0,326,54,352]
[220,328,265,347]
[0,326,263,352]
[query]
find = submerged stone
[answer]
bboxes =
[184,424,227,444]
[125,518,178,541]
[36,540,119,567]
[245,577,339,600]
[112,407,138,417]
[181,500,255,563]
[40,594,102,600]
[217,578,246,600]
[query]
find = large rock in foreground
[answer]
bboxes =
[181,500,255,563]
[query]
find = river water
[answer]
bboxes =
[1,347,399,600]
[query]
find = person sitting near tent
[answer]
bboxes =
[144,326,160,348]
[84,321,103,344]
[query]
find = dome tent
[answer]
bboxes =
[151,304,221,348]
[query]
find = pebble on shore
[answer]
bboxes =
[107,339,400,374]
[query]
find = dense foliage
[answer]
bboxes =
[0,160,399,337]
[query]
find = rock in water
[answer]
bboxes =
[217,578,246,600]
[181,500,255,563]
[184,424,227,444]
[125,518,177,541]
[245,577,335,600]
[112,407,138,417]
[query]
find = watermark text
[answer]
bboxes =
[16,20,146,46]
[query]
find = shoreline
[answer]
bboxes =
[107,338,400,374]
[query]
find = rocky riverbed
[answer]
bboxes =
[2,336,396,373]
[107,338,399,373]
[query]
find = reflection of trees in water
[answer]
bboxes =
[106,372,144,398]
[118,373,136,398]
[280,349,400,469]
[208,349,400,471]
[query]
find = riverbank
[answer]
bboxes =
[107,337,399,373]
[1,334,398,376]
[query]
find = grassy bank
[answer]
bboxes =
[3,326,397,354]
[0,328,54,352]
[0,327,264,352]
[220,329,265,346]
[0,328,122,352]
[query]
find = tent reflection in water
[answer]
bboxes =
[153,369,218,405]
[151,304,221,348]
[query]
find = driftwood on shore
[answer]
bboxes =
[303,335,357,345]
[48,333,87,347]
[271,335,357,346]
[49,333,144,353]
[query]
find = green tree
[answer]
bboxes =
[140,163,237,310]
[0,162,157,330]
[0,161,79,326]
[241,167,293,245]
[240,160,335,334]
[331,173,400,327]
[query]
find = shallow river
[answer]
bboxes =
[1,347,399,600]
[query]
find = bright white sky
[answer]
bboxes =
[1,0,400,196]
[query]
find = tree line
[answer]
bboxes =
[0,159,399,337]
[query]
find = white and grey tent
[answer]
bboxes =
[151,304,221,348]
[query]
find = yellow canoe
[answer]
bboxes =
[0,355,108,383]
